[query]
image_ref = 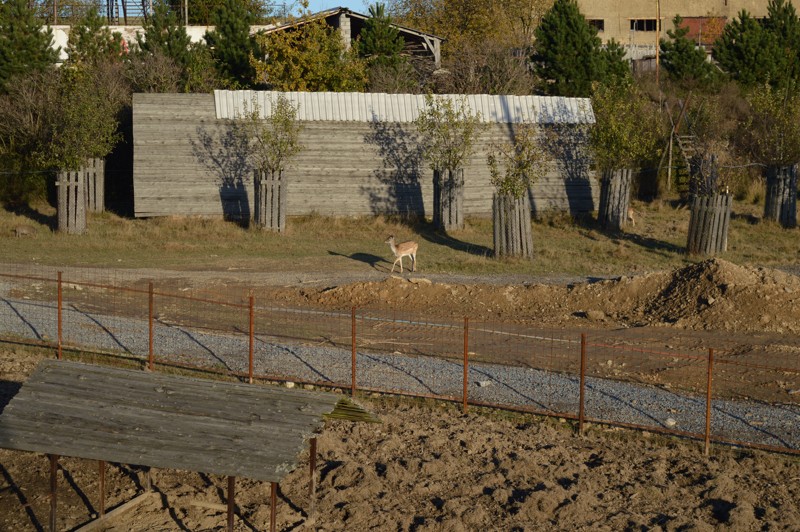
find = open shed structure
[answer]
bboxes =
[132,91,597,220]
[0,360,376,531]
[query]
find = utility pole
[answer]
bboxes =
[655,0,661,87]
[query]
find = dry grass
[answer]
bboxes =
[1,197,798,276]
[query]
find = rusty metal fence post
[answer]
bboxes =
[249,295,255,384]
[270,482,277,532]
[578,333,587,435]
[309,437,317,518]
[49,454,59,532]
[351,307,357,397]
[57,272,63,360]
[705,348,714,456]
[98,460,106,517]
[148,282,154,371]
[463,317,469,413]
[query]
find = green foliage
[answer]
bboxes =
[124,49,182,93]
[359,3,406,67]
[713,7,793,87]
[46,68,122,171]
[0,62,125,204]
[136,0,192,70]
[236,94,304,174]
[531,0,627,97]
[179,0,270,25]
[183,42,224,92]
[660,16,718,90]
[0,0,60,93]
[487,124,547,199]
[205,0,259,88]
[740,83,800,166]
[67,9,126,66]
[414,94,482,171]
[762,0,800,83]
[253,16,367,91]
[589,81,662,172]
[597,40,632,86]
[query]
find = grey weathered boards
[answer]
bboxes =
[0,360,376,483]
[687,193,733,256]
[132,93,599,219]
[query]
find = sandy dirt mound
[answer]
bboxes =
[267,259,800,335]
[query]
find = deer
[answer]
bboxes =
[384,235,418,273]
[627,207,636,227]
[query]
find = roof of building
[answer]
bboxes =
[261,6,445,41]
[214,90,595,125]
[0,360,377,483]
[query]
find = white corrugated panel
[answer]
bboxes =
[214,90,594,124]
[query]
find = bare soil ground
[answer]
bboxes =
[2,258,800,530]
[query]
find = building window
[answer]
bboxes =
[630,19,659,32]
[588,19,605,32]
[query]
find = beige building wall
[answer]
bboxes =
[578,0,770,51]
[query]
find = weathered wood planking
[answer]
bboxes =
[133,93,599,219]
[0,360,371,483]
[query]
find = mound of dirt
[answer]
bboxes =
[269,259,800,335]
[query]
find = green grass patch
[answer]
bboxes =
[1,198,798,276]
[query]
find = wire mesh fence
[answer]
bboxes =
[0,265,797,455]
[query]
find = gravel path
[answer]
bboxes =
[1,294,798,452]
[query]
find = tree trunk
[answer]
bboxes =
[597,168,633,231]
[254,169,287,232]
[433,168,464,231]
[764,165,797,229]
[687,193,732,256]
[83,158,105,213]
[57,169,87,235]
[493,193,533,259]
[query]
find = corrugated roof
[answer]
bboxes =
[214,90,595,124]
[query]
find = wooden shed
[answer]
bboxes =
[132,91,597,220]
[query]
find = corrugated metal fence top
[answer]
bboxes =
[214,90,595,125]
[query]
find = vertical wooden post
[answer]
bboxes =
[351,307,356,397]
[270,482,277,532]
[704,348,714,456]
[249,295,255,384]
[57,272,63,360]
[227,476,235,532]
[148,282,154,371]
[98,460,106,517]
[578,333,587,435]
[462,317,469,413]
[49,454,59,532]
[309,437,317,518]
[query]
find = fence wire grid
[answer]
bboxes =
[0,264,798,455]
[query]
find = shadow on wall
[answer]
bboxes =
[539,122,595,218]
[191,122,252,226]
[362,118,425,221]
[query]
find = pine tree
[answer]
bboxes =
[136,0,192,70]
[359,3,405,67]
[531,0,624,97]
[597,40,631,87]
[0,0,60,93]
[713,10,785,87]
[660,15,718,89]
[205,0,258,88]
[67,9,126,66]
[762,0,800,84]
